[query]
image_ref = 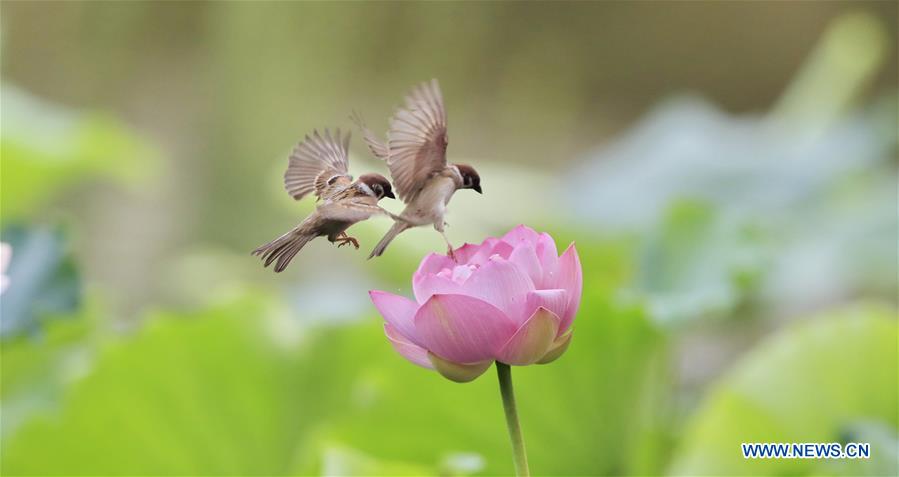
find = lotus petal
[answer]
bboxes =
[537,330,573,364]
[497,307,560,365]
[414,294,516,363]
[462,256,535,321]
[384,324,433,369]
[415,252,456,277]
[427,352,492,383]
[508,243,542,286]
[412,273,463,305]
[501,225,540,247]
[551,243,582,333]
[370,290,421,345]
[535,233,559,285]
[525,289,568,325]
[456,238,514,265]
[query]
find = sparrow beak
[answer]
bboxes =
[385,190,396,199]
[473,185,482,194]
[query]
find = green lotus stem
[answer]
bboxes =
[496,362,530,476]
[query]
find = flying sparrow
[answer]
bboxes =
[252,128,396,272]
[352,79,482,259]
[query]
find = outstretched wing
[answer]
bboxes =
[284,128,352,201]
[386,79,448,203]
[350,110,388,160]
[323,187,400,221]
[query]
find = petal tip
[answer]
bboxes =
[427,352,492,383]
[537,331,573,364]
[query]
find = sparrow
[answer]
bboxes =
[352,79,482,259]
[252,128,397,272]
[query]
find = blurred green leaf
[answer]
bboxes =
[294,442,435,476]
[0,296,316,476]
[0,85,157,219]
[0,225,82,339]
[669,304,898,476]
[637,200,765,326]
[0,305,94,442]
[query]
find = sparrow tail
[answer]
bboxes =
[368,221,410,259]
[252,231,315,272]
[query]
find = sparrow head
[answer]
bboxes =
[454,163,482,194]
[358,173,395,200]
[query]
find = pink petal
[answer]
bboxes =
[508,244,542,286]
[497,307,560,365]
[370,291,422,345]
[501,225,540,248]
[453,242,484,264]
[526,289,568,325]
[451,265,474,283]
[488,239,515,260]
[457,238,513,265]
[462,256,535,322]
[416,252,455,277]
[414,294,516,364]
[549,243,582,333]
[413,273,463,305]
[384,324,433,369]
[535,233,559,285]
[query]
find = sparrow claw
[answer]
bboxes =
[335,234,359,250]
[447,245,457,262]
[337,236,359,250]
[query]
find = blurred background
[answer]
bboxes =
[1,2,896,476]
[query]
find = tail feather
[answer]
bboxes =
[369,221,409,259]
[252,230,315,272]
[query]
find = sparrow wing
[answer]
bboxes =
[319,190,395,221]
[350,111,388,160]
[284,128,353,201]
[386,79,448,203]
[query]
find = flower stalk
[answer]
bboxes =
[496,362,530,477]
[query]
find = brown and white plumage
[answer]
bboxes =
[253,128,396,272]
[386,79,449,203]
[284,128,353,201]
[355,79,482,259]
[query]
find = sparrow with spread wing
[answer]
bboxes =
[352,79,482,259]
[252,128,396,272]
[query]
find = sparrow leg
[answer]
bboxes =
[335,232,360,249]
[439,230,456,261]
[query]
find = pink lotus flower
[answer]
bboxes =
[370,225,582,382]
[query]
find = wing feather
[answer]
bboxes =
[386,79,448,203]
[284,128,352,201]
[350,111,388,159]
